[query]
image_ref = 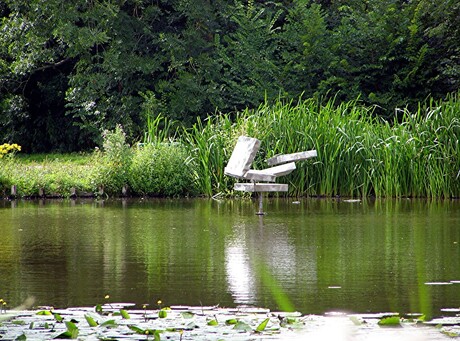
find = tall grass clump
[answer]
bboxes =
[179,109,282,197]
[93,125,133,195]
[178,93,460,198]
[129,143,197,197]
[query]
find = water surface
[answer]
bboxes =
[0,198,459,318]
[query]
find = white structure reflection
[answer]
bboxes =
[225,239,256,304]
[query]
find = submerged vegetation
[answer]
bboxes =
[1,96,460,199]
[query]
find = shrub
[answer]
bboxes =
[93,125,133,195]
[129,143,197,197]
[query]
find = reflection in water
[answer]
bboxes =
[0,198,459,317]
[225,243,255,303]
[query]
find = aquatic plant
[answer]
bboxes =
[1,304,459,340]
[180,95,460,198]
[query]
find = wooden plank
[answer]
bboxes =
[224,136,261,178]
[266,150,317,166]
[234,183,288,192]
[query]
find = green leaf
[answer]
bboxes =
[95,304,103,314]
[100,319,117,328]
[349,316,365,325]
[84,314,98,327]
[225,318,238,325]
[207,319,218,326]
[53,313,64,322]
[417,315,426,322]
[120,309,130,319]
[152,330,162,341]
[36,310,53,316]
[65,321,78,332]
[129,325,162,340]
[128,325,145,334]
[15,333,27,340]
[256,318,269,332]
[181,312,195,319]
[158,309,167,318]
[233,321,252,332]
[53,322,79,340]
[12,320,26,325]
[378,316,401,326]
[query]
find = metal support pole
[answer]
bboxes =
[256,192,265,215]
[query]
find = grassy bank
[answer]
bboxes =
[1,95,459,199]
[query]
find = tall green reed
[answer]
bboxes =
[176,93,460,198]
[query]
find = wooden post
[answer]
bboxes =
[70,187,77,198]
[122,185,129,197]
[11,185,17,197]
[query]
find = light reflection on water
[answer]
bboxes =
[0,198,459,318]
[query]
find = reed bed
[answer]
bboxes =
[180,94,460,198]
[2,95,459,199]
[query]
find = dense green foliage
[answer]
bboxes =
[1,0,459,152]
[129,143,196,196]
[1,96,459,198]
[179,96,460,198]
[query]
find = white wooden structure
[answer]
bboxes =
[224,136,317,214]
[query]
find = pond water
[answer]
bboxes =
[0,198,459,319]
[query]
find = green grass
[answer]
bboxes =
[2,94,460,198]
[14,153,92,165]
[179,94,460,198]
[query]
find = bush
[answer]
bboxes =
[129,143,197,197]
[93,125,133,195]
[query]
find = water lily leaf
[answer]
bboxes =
[129,326,161,340]
[233,321,252,332]
[53,313,64,322]
[95,304,103,314]
[128,325,145,334]
[256,318,270,332]
[158,309,167,318]
[65,321,78,332]
[120,309,130,319]
[36,310,53,316]
[280,317,297,327]
[207,319,218,326]
[417,315,426,322]
[53,322,79,339]
[349,316,365,325]
[100,319,117,328]
[53,330,78,339]
[186,321,199,329]
[181,312,195,319]
[441,329,460,337]
[378,316,401,326]
[225,318,237,325]
[84,314,98,327]
[15,333,27,340]
[12,320,26,325]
